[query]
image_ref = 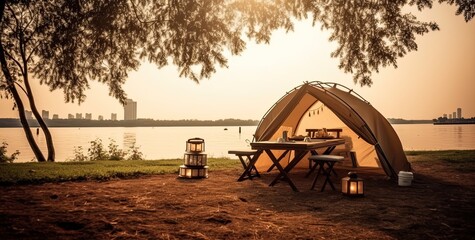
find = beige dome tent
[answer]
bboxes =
[253,81,411,179]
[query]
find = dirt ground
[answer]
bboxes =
[0,159,474,240]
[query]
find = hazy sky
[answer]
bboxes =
[1,4,474,121]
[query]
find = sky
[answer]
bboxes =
[1,3,474,121]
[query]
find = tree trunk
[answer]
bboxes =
[23,79,56,161]
[20,53,55,161]
[0,44,47,162]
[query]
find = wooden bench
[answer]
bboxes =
[228,150,260,179]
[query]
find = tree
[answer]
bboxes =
[0,0,290,162]
[1,0,473,162]
[1,1,157,162]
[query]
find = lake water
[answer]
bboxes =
[1,124,474,162]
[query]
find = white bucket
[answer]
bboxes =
[398,171,414,186]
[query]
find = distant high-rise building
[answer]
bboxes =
[443,114,447,118]
[85,113,92,120]
[68,114,74,119]
[449,114,452,119]
[76,113,83,119]
[124,99,137,120]
[111,113,117,121]
[25,110,33,119]
[53,114,59,120]
[457,108,462,119]
[98,115,104,121]
[453,112,456,119]
[42,110,49,119]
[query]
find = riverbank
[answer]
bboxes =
[0,151,474,239]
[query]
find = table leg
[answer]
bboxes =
[269,150,310,191]
[237,155,260,179]
[265,149,300,192]
[238,150,262,181]
[322,146,336,155]
[266,150,290,172]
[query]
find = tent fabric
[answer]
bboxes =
[253,81,411,179]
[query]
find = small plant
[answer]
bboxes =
[70,138,145,161]
[0,142,20,163]
[127,142,144,160]
[108,139,126,160]
[69,146,88,162]
[88,138,108,160]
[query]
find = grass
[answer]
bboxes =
[1,150,474,185]
[0,158,241,185]
[405,150,475,172]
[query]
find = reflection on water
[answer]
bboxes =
[1,124,474,162]
[123,132,137,150]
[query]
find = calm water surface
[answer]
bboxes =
[1,124,474,162]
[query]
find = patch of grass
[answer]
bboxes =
[405,150,475,172]
[2,150,473,185]
[0,158,241,185]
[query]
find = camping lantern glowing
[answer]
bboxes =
[179,138,208,179]
[341,172,364,197]
[184,153,207,166]
[179,166,209,178]
[186,138,205,152]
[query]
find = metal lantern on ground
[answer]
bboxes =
[184,153,207,166]
[186,138,205,152]
[179,137,208,179]
[341,172,364,197]
[179,166,208,178]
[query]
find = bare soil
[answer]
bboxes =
[0,160,474,240]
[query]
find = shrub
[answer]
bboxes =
[0,142,20,163]
[70,146,88,162]
[108,139,126,160]
[88,138,108,160]
[127,142,144,160]
[70,138,144,161]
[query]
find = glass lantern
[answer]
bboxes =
[186,138,205,152]
[179,165,209,178]
[341,172,364,197]
[184,153,207,166]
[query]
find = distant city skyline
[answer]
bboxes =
[7,106,474,122]
[21,110,119,121]
[440,107,465,119]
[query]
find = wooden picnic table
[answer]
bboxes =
[239,139,345,192]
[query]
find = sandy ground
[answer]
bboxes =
[0,159,474,240]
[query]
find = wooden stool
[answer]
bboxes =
[228,150,260,179]
[308,155,344,191]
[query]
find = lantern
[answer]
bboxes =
[179,138,208,179]
[186,138,205,152]
[179,166,209,178]
[184,153,207,166]
[341,172,364,197]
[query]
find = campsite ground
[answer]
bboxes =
[0,156,474,239]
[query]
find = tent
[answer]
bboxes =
[253,81,411,179]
